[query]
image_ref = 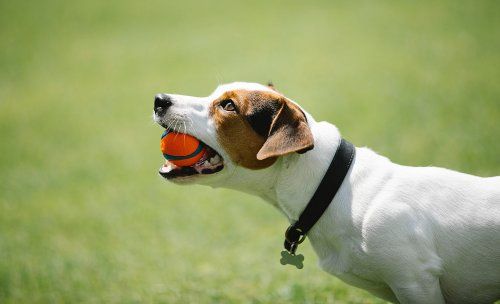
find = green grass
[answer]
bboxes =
[1,0,499,303]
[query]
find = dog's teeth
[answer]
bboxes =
[160,164,173,173]
[210,155,221,165]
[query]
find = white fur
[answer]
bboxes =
[154,82,500,304]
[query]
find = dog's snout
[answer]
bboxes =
[154,94,173,116]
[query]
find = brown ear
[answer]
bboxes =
[256,100,314,160]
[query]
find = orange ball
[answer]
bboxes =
[160,130,205,167]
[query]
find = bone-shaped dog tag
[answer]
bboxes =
[280,250,304,269]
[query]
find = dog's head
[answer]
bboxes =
[153,82,314,185]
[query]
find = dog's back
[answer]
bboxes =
[390,167,500,303]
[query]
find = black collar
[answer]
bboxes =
[283,138,355,255]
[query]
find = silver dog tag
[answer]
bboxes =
[280,250,304,269]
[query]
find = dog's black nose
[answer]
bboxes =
[154,94,173,116]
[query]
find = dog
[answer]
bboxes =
[153,82,500,304]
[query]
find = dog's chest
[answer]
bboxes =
[307,216,386,290]
[315,237,381,280]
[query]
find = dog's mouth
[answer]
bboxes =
[158,134,224,180]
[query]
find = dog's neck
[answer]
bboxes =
[274,120,342,222]
[212,119,343,222]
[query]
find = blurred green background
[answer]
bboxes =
[1,0,499,303]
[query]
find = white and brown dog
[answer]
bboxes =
[153,82,500,304]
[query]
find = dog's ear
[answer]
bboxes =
[267,81,276,91]
[256,99,314,160]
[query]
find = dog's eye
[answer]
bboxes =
[220,99,236,112]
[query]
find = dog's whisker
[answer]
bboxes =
[187,117,201,139]
[173,120,179,139]
[214,73,223,86]
[165,117,175,131]
[182,121,187,145]
[185,116,200,138]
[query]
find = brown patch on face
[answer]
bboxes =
[210,89,314,170]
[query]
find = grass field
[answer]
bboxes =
[1,1,499,303]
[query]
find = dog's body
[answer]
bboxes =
[154,82,500,304]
